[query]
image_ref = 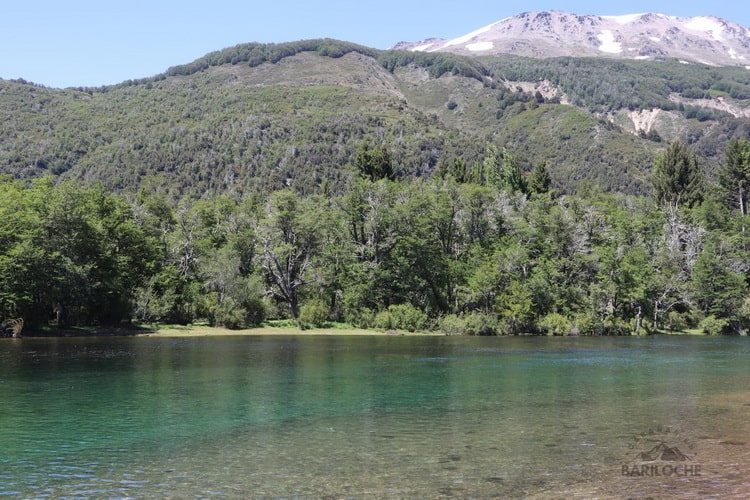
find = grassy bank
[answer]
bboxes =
[142,322,443,338]
[12,321,442,338]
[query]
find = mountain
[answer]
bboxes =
[1,37,750,198]
[637,442,689,461]
[393,11,750,67]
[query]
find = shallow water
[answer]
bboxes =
[1,335,749,498]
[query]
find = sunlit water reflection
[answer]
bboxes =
[1,335,749,498]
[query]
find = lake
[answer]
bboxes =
[1,334,749,498]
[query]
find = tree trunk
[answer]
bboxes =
[740,187,745,217]
[289,294,299,321]
[635,306,642,336]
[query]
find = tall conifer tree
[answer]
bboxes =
[718,138,750,216]
[652,140,704,208]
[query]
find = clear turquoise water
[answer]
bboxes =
[1,335,749,498]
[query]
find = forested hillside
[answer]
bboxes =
[2,39,749,197]
[3,39,750,336]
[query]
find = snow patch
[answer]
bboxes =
[402,11,750,67]
[728,48,745,61]
[685,16,725,41]
[467,41,494,52]
[597,30,622,54]
[444,22,496,48]
[413,43,434,52]
[634,55,651,60]
[602,13,646,25]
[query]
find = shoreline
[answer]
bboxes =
[13,324,443,338]
[10,323,720,339]
[143,325,444,337]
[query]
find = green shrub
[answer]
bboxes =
[571,313,596,336]
[439,314,466,336]
[214,299,248,330]
[373,310,394,330]
[601,316,632,336]
[388,303,427,332]
[463,312,498,336]
[438,312,498,335]
[699,315,728,335]
[665,310,688,331]
[537,313,573,336]
[345,307,376,329]
[298,298,330,328]
[133,275,181,323]
[244,295,266,326]
[373,304,428,332]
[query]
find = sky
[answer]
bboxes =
[1,1,749,88]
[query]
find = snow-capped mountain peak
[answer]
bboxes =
[392,11,750,67]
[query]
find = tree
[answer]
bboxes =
[500,147,527,194]
[718,138,750,217]
[498,280,534,335]
[652,141,705,208]
[649,204,704,330]
[258,190,321,320]
[354,141,395,182]
[199,246,265,328]
[692,239,747,322]
[455,183,504,246]
[445,157,468,184]
[527,161,552,195]
[0,178,162,327]
[194,197,264,328]
[0,177,43,323]
[390,182,453,314]
[483,144,501,188]
[339,179,401,320]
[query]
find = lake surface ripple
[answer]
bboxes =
[1,335,749,498]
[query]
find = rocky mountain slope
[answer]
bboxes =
[394,11,750,67]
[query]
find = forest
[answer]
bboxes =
[4,39,750,336]
[3,39,750,201]
[3,138,750,336]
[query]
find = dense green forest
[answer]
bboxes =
[3,139,750,336]
[3,39,750,336]
[2,39,750,198]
